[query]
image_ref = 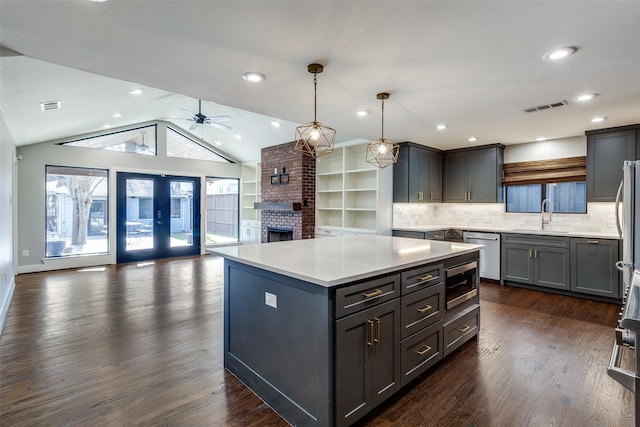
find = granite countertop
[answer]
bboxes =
[392,225,620,240]
[212,234,482,288]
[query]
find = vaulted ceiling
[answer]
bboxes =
[1,1,639,163]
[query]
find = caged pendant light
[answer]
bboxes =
[366,92,399,168]
[294,63,336,158]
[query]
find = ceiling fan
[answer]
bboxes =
[179,99,232,131]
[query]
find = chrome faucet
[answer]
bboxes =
[541,198,553,229]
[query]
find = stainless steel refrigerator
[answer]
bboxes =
[609,160,640,426]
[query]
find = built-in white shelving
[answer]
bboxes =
[241,162,261,243]
[315,142,391,237]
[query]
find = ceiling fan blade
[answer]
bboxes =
[207,122,231,131]
[205,115,232,123]
[180,108,198,120]
[189,121,200,131]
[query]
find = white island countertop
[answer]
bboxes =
[212,234,482,287]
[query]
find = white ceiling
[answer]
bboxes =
[1,1,639,163]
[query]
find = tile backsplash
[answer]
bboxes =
[393,202,618,234]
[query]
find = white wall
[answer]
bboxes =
[16,121,241,273]
[504,135,586,163]
[0,109,16,333]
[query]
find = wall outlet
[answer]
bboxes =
[22,249,29,258]
[265,292,277,309]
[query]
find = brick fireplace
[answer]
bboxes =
[258,142,315,242]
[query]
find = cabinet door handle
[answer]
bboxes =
[529,249,533,258]
[457,325,470,333]
[534,250,538,258]
[374,317,381,343]
[367,319,374,346]
[430,191,434,201]
[587,240,599,244]
[362,289,383,299]
[416,345,432,356]
[416,304,432,314]
[418,274,433,282]
[468,192,471,201]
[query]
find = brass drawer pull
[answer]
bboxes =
[367,320,374,346]
[457,325,470,333]
[587,240,599,244]
[416,305,433,314]
[363,289,383,299]
[416,345,432,356]
[418,274,433,282]
[375,317,381,343]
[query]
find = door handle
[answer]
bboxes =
[362,289,383,299]
[374,317,381,343]
[457,325,470,333]
[418,274,433,282]
[367,319,374,346]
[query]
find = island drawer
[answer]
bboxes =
[335,273,401,319]
[443,305,480,357]
[401,282,444,339]
[401,264,443,295]
[400,320,443,387]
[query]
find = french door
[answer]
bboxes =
[116,172,201,263]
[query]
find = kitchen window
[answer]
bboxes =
[506,182,586,213]
[503,156,587,214]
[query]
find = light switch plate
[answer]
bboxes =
[265,292,277,309]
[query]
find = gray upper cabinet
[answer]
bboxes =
[393,142,443,203]
[571,238,621,299]
[443,144,504,203]
[587,125,639,202]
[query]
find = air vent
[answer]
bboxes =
[40,100,61,111]
[524,100,568,113]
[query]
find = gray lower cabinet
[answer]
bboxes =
[501,234,571,291]
[335,299,402,426]
[571,238,621,299]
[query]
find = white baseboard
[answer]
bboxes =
[0,276,16,335]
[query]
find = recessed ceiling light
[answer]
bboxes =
[536,137,547,142]
[574,93,598,102]
[214,140,222,146]
[90,0,107,2]
[128,89,143,95]
[112,112,122,118]
[591,116,607,123]
[468,137,477,142]
[436,124,448,130]
[102,124,111,129]
[234,134,242,140]
[543,46,577,61]
[270,120,281,128]
[242,72,266,82]
[356,110,370,117]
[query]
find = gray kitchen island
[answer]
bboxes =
[213,234,481,427]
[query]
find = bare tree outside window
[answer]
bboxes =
[46,166,109,257]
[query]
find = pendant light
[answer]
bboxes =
[294,63,336,158]
[366,92,399,168]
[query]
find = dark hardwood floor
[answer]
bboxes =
[0,255,634,426]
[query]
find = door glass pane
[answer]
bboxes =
[206,178,239,245]
[170,181,194,247]
[126,179,154,251]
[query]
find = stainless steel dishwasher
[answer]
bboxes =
[463,231,501,281]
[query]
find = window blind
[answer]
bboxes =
[502,156,586,185]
